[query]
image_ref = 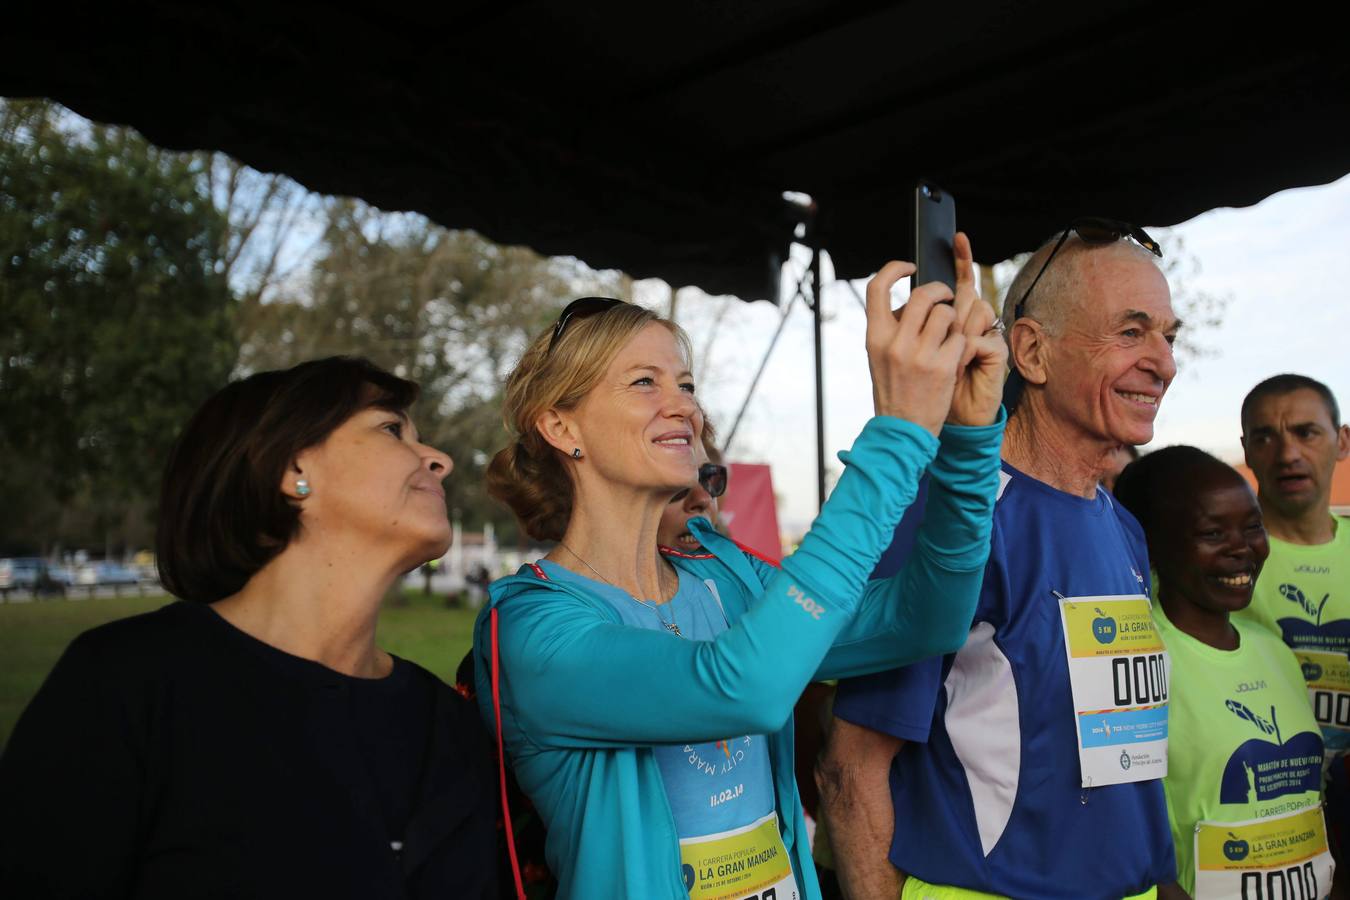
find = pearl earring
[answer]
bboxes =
[296,479,311,497]
[571,448,582,459]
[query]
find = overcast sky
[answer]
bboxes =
[645,173,1350,533]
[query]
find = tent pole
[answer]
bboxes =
[722,287,802,455]
[812,244,825,511]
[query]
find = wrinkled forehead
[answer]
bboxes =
[1067,247,1174,325]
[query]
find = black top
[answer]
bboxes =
[0,601,496,899]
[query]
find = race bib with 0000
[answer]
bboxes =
[1059,595,1169,787]
[1194,804,1334,899]
[679,811,797,900]
[1294,649,1350,746]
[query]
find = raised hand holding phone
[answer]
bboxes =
[863,261,965,437]
[945,232,1007,427]
[914,180,957,293]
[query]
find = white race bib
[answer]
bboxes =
[1059,595,1169,787]
[1295,649,1350,737]
[679,811,798,900]
[1193,805,1334,899]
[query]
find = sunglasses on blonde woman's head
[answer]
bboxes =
[547,297,626,355]
[1012,217,1162,321]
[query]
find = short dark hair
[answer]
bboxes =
[1113,445,1234,539]
[157,357,419,603]
[1242,374,1341,432]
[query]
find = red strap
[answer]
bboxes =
[657,544,716,560]
[491,608,527,900]
[732,538,782,569]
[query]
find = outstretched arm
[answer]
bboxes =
[483,260,974,748]
[818,410,1002,679]
[817,231,1006,678]
[487,416,938,747]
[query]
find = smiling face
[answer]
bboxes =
[295,406,453,565]
[1243,387,1350,521]
[657,441,718,551]
[1153,469,1270,616]
[563,322,699,497]
[1038,248,1179,449]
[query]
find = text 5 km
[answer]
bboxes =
[786,585,825,620]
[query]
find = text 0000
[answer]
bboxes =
[1311,690,1350,729]
[1111,654,1168,706]
[1240,861,1318,900]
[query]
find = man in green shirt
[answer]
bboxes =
[1234,374,1350,847]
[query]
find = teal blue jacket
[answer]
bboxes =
[474,412,1005,899]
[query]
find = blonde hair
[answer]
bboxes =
[487,301,693,541]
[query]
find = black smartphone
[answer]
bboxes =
[913,179,956,294]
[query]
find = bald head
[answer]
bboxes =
[1002,234,1165,336]
[1001,227,1179,453]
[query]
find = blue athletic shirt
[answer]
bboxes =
[537,561,775,838]
[833,463,1177,899]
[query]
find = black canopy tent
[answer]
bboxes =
[5,0,1348,505]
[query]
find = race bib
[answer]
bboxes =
[1295,649,1350,740]
[1194,805,1334,899]
[679,812,798,900]
[1059,595,1169,787]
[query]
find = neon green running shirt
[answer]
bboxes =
[1235,518,1350,757]
[1154,606,1324,896]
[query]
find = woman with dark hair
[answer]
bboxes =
[475,245,1008,900]
[1115,447,1334,899]
[0,357,495,899]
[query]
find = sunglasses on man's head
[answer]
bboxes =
[547,296,626,354]
[1012,217,1162,321]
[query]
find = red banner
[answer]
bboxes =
[720,463,782,563]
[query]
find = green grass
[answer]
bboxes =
[376,590,480,685]
[0,589,479,748]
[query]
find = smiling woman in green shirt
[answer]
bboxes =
[1116,446,1334,900]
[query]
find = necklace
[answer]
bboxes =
[557,540,683,637]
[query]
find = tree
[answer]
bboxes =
[0,99,237,554]
[238,199,629,542]
[202,152,323,334]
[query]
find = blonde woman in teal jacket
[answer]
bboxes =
[475,246,1007,900]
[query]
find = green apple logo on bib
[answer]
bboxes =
[1092,608,1117,644]
[1222,832,1250,861]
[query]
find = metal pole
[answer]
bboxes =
[722,287,802,454]
[812,244,826,511]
